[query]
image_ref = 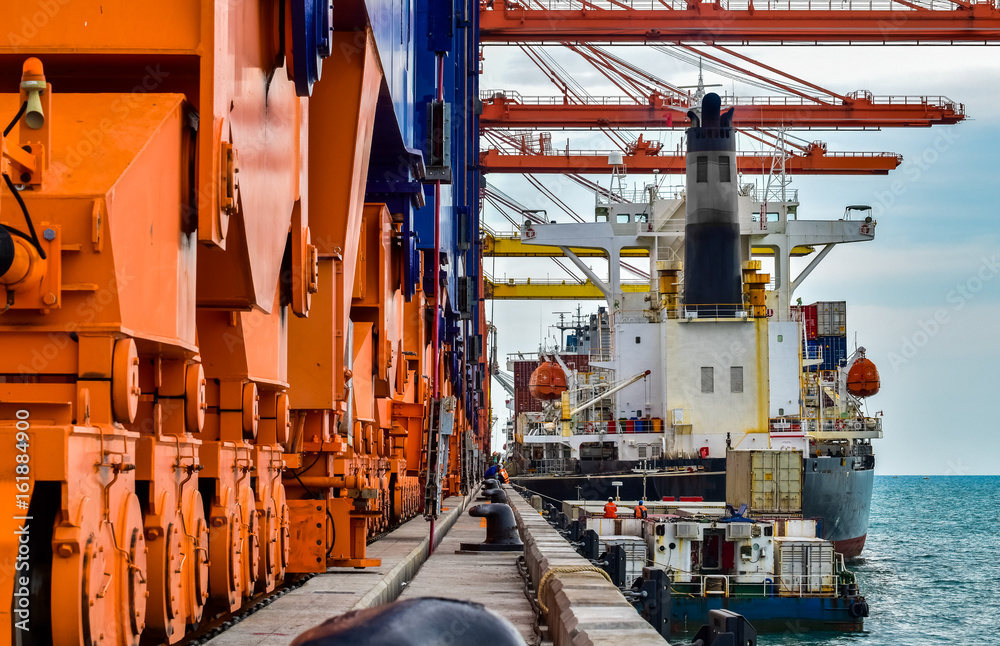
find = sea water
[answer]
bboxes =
[762,475,1000,645]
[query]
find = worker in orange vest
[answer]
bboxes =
[497,464,509,484]
[634,500,648,519]
[603,497,617,518]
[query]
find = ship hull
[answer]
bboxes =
[802,456,875,559]
[670,596,865,635]
[511,458,726,503]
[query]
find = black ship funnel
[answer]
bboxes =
[683,93,742,317]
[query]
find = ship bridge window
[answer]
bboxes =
[616,214,631,223]
[696,156,708,183]
[719,156,731,183]
[731,366,744,393]
[701,367,714,393]
[635,213,649,223]
[596,213,609,222]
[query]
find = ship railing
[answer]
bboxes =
[571,420,665,435]
[776,574,838,597]
[769,418,804,434]
[671,573,838,598]
[596,186,687,204]
[610,305,753,321]
[672,304,750,320]
[527,458,572,475]
[803,418,878,434]
[700,575,730,597]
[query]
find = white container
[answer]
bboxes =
[775,537,836,596]
[726,450,803,515]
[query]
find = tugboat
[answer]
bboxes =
[500,93,883,557]
[571,499,869,635]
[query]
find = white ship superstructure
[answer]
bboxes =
[514,187,881,462]
[505,94,883,557]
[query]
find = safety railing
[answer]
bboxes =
[485,145,902,162]
[526,458,572,474]
[491,0,974,12]
[821,150,903,161]
[669,573,838,599]
[481,90,689,106]
[675,304,750,320]
[802,417,881,434]
[483,88,963,115]
[609,304,753,322]
[525,420,666,437]
[769,418,804,434]
[776,573,838,597]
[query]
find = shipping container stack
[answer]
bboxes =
[800,301,848,371]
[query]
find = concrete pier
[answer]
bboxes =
[397,499,537,643]
[203,494,470,646]
[204,486,669,646]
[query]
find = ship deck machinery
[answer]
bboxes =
[0,0,488,644]
[510,94,881,558]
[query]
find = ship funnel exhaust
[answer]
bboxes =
[683,92,742,317]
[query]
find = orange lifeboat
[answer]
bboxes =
[846,352,880,397]
[528,361,568,400]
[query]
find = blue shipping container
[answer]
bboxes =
[818,335,848,371]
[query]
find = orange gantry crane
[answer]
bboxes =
[477,39,968,176]
[482,43,967,130]
[479,0,1000,44]
[480,132,901,174]
[480,91,967,129]
[479,145,902,174]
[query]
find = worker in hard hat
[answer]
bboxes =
[603,497,617,518]
[634,500,648,519]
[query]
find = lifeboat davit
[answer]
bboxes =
[528,361,567,400]
[846,352,880,397]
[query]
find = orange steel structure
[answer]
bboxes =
[480,92,967,129]
[480,1,1000,44]
[0,2,485,645]
[480,144,903,174]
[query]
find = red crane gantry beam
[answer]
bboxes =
[480,3,1000,44]
[480,93,966,128]
[479,146,902,175]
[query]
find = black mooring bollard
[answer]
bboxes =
[481,486,507,504]
[478,479,500,500]
[459,503,524,552]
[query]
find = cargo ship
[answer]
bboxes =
[501,94,883,558]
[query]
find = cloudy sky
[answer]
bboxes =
[481,45,1000,475]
